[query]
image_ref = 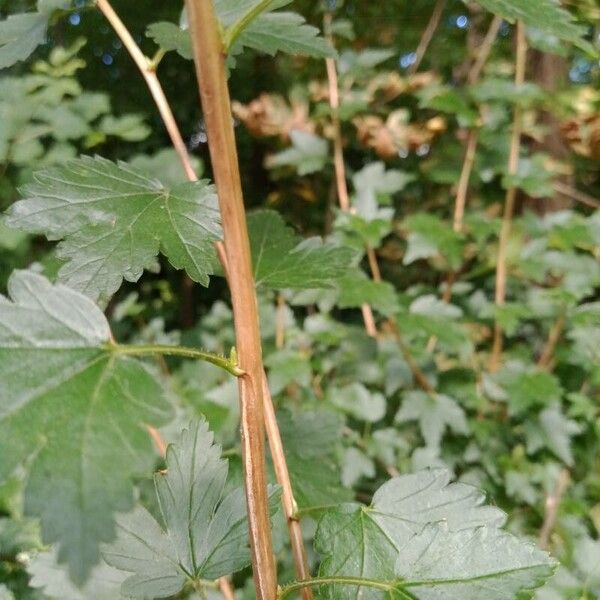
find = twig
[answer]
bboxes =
[537,312,566,370]
[539,469,570,549]
[467,15,503,84]
[218,578,236,600]
[146,425,167,457]
[490,21,527,373]
[427,15,502,353]
[275,294,286,350]
[95,0,197,182]
[407,0,447,75]
[324,13,377,338]
[186,2,276,598]
[553,182,600,210]
[261,376,313,600]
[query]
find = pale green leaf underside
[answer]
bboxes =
[474,0,593,53]
[6,156,222,303]
[146,22,193,60]
[103,420,280,598]
[394,523,554,599]
[248,209,354,289]
[0,271,172,584]
[316,469,518,600]
[267,130,329,175]
[28,548,127,600]
[0,13,47,69]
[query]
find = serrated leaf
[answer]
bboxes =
[524,405,582,466]
[473,0,593,53]
[0,271,172,583]
[231,11,335,59]
[315,470,507,600]
[266,130,329,175]
[248,209,353,289]
[352,162,413,222]
[6,156,221,303]
[0,13,47,69]
[395,391,468,449]
[336,272,398,316]
[394,523,554,599]
[327,382,386,423]
[28,548,127,600]
[99,115,151,142]
[146,22,193,60]
[278,410,351,509]
[103,420,280,598]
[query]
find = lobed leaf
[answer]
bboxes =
[248,209,354,289]
[103,420,280,598]
[0,13,47,69]
[0,271,172,583]
[6,156,222,303]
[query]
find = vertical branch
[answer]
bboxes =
[490,21,527,373]
[185,2,276,599]
[537,311,566,370]
[324,14,377,337]
[407,0,447,75]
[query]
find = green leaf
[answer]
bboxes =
[248,209,354,289]
[315,470,507,600]
[327,383,386,423]
[496,368,563,416]
[103,420,280,598]
[394,522,555,599]
[524,405,582,466]
[98,115,151,142]
[278,410,351,509]
[129,148,203,188]
[28,549,127,600]
[0,271,172,583]
[0,585,14,600]
[6,156,222,303]
[0,13,47,69]
[335,272,398,316]
[266,130,328,175]
[395,391,469,448]
[146,21,193,60]
[473,0,593,53]
[231,11,335,59]
[403,213,464,270]
[352,162,413,222]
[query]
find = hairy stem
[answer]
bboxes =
[407,0,447,75]
[185,2,276,598]
[490,21,527,372]
[107,343,244,376]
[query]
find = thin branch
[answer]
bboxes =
[275,294,286,350]
[467,15,503,84]
[324,13,377,337]
[427,15,502,353]
[539,469,570,549]
[490,21,527,373]
[146,425,167,457]
[96,0,198,182]
[553,181,600,209]
[261,376,313,600]
[186,2,276,598]
[218,578,236,600]
[407,0,447,75]
[537,311,566,370]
